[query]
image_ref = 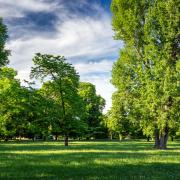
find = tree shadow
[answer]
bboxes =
[0,157,179,180]
[0,141,155,152]
[0,141,179,179]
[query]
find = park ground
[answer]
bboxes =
[0,140,180,180]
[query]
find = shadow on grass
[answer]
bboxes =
[0,142,179,152]
[0,141,180,180]
[0,157,179,180]
[0,141,155,152]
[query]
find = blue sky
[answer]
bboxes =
[0,0,122,112]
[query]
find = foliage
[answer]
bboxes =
[39,81,87,139]
[110,0,180,149]
[0,18,9,67]
[30,53,86,145]
[78,82,106,138]
[0,67,23,139]
[105,91,140,140]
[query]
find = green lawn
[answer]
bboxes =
[0,140,179,180]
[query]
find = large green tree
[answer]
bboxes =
[30,53,85,146]
[111,0,179,149]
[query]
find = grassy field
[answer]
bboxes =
[0,140,179,180]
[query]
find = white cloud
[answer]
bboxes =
[4,1,122,112]
[74,60,113,75]
[57,17,119,58]
[7,15,120,65]
[0,0,57,17]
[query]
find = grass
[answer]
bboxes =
[0,140,180,180]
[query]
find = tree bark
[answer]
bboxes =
[64,135,68,146]
[147,136,150,142]
[154,127,160,149]
[159,125,168,149]
[154,125,169,149]
[55,134,58,141]
[110,132,113,140]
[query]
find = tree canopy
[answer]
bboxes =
[110,0,180,149]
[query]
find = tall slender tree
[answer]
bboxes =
[111,0,179,149]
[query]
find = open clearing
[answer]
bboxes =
[0,140,180,180]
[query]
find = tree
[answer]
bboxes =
[39,81,87,141]
[0,18,9,67]
[0,67,23,140]
[142,0,179,149]
[111,0,179,149]
[30,53,85,146]
[78,82,105,139]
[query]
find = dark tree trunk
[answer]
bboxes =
[147,136,150,142]
[171,136,174,141]
[110,132,113,140]
[154,127,160,149]
[43,135,47,141]
[159,125,168,149]
[55,134,58,141]
[154,125,169,149]
[64,135,68,146]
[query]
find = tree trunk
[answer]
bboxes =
[55,134,58,141]
[119,133,122,141]
[43,135,48,141]
[154,127,160,149]
[109,132,113,140]
[64,135,68,146]
[147,136,150,142]
[159,125,168,149]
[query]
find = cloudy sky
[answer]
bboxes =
[0,0,122,112]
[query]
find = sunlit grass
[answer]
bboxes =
[0,140,179,179]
